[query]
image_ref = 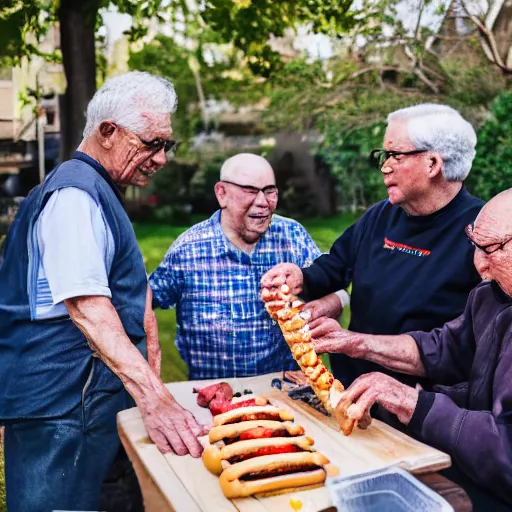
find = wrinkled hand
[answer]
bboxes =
[309,317,359,356]
[305,294,343,321]
[260,263,303,296]
[140,392,209,457]
[309,317,343,339]
[339,372,419,426]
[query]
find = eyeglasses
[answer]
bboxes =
[115,123,179,154]
[221,180,278,199]
[369,148,428,169]
[136,134,180,154]
[465,224,512,255]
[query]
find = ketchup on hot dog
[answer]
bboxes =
[239,427,288,441]
[229,444,302,464]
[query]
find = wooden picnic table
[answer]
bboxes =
[118,373,472,512]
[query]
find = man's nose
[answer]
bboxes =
[254,190,270,206]
[151,147,167,167]
[474,249,489,277]
[380,160,393,174]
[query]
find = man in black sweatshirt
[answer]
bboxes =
[261,103,484,389]
[309,189,512,511]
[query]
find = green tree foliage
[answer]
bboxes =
[0,1,57,63]
[128,34,263,139]
[0,0,188,157]
[316,122,386,210]
[0,0,188,59]
[466,92,512,201]
[202,0,354,76]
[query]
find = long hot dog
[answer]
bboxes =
[261,285,372,435]
[218,451,338,498]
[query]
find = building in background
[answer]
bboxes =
[0,24,64,197]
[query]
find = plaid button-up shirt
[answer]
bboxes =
[149,210,322,379]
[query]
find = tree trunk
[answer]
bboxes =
[58,0,98,160]
[490,1,512,69]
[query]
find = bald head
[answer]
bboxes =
[214,152,278,252]
[484,188,512,218]
[471,188,512,296]
[477,188,512,236]
[220,153,275,183]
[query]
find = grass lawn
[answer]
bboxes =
[0,210,358,510]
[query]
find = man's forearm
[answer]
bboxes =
[346,332,426,377]
[145,285,161,376]
[66,295,170,406]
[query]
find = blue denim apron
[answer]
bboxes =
[0,152,148,510]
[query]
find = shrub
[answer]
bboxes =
[315,122,387,210]
[466,92,512,201]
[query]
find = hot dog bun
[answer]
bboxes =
[202,436,315,475]
[218,452,337,498]
[329,379,372,434]
[329,379,356,435]
[208,420,304,445]
[213,406,294,427]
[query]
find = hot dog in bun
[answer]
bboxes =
[218,451,338,498]
[203,436,316,475]
[208,420,304,445]
[213,406,294,427]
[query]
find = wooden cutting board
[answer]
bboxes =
[117,373,451,512]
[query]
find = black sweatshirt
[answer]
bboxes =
[302,187,484,386]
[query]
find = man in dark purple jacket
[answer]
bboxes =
[310,189,512,509]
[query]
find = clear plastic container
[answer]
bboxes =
[327,466,454,512]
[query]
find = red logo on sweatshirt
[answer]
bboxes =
[383,237,431,257]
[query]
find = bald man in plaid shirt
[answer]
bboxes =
[149,153,348,379]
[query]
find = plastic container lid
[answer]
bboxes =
[327,466,454,512]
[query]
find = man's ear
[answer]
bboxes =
[427,152,444,179]
[96,121,116,149]
[214,182,227,208]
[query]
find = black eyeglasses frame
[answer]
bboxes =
[113,122,179,154]
[137,135,180,154]
[221,180,278,197]
[465,224,512,255]
[369,148,428,169]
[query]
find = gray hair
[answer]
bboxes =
[83,71,177,138]
[387,103,477,182]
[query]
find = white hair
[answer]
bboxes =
[83,71,177,138]
[387,103,477,182]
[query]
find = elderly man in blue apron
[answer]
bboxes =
[0,71,207,512]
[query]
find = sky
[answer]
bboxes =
[100,9,132,49]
